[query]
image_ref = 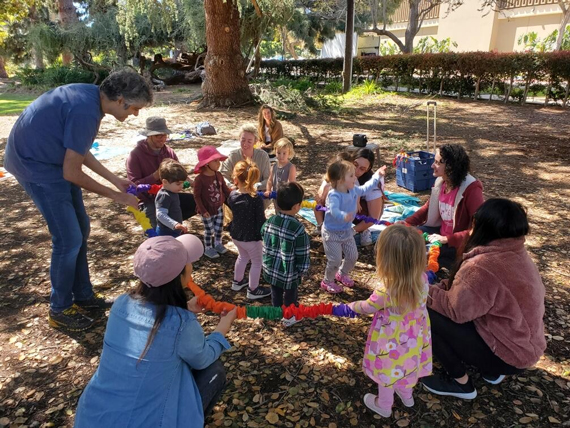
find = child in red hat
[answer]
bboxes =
[193,146,232,259]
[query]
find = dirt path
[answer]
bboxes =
[0,90,569,428]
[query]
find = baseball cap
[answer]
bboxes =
[133,234,204,287]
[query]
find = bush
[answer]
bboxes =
[323,81,343,94]
[16,65,101,87]
[259,51,570,104]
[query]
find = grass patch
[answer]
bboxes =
[0,93,37,115]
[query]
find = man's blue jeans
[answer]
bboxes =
[19,180,94,312]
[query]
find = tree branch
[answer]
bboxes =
[250,0,263,17]
[370,26,406,52]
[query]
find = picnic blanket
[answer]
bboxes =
[298,191,422,246]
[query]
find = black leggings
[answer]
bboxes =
[428,308,523,379]
[192,360,227,417]
[271,286,298,308]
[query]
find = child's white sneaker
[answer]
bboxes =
[282,316,300,327]
[363,393,391,418]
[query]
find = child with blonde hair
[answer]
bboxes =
[313,151,353,236]
[227,160,271,300]
[321,160,386,293]
[265,138,296,210]
[349,225,432,418]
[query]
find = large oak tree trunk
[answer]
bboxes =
[58,0,79,65]
[200,0,252,108]
[0,57,8,78]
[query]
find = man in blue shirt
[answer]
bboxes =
[4,69,153,332]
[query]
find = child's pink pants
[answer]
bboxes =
[232,239,262,291]
[376,384,413,409]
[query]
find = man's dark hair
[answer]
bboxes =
[276,182,304,211]
[100,68,153,106]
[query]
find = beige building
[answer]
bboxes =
[355,0,566,54]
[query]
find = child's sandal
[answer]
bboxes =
[335,272,355,288]
[320,280,343,294]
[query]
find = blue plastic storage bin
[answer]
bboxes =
[395,151,436,192]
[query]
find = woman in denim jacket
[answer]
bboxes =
[75,235,236,428]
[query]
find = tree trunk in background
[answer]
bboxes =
[555,2,570,50]
[29,6,44,69]
[33,48,44,69]
[200,0,252,107]
[0,57,8,78]
[58,0,79,65]
[343,0,355,93]
[404,0,421,54]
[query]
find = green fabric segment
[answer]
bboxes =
[246,305,283,320]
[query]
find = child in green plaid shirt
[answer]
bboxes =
[261,182,310,327]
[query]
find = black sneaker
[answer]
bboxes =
[246,286,272,300]
[75,292,114,312]
[48,307,94,332]
[231,278,248,291]
[482,374,505,385]
[421,374,477,399]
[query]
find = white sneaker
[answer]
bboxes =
[360,229,373,246]
[281,316,300,327]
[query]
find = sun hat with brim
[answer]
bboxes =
[140,116,172,136]
[133,234,204,287]
[194,145,228,174]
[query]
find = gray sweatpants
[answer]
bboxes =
[322,227,358,282]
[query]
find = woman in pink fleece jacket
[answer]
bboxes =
[421,199,546,400]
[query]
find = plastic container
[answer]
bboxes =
[395,151,436,192]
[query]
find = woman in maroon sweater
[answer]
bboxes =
[422,199,546,399]
[405,144,483,269]
[126,117,196,228]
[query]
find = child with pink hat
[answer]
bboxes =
[193,146,232,259]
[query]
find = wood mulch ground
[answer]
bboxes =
[0,85,569,428]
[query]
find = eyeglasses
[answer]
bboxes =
[433,159,445,166]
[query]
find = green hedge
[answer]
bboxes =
[259,51,570,105]
[16,66,109,88]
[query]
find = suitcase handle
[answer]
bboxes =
[426,102,437,153]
